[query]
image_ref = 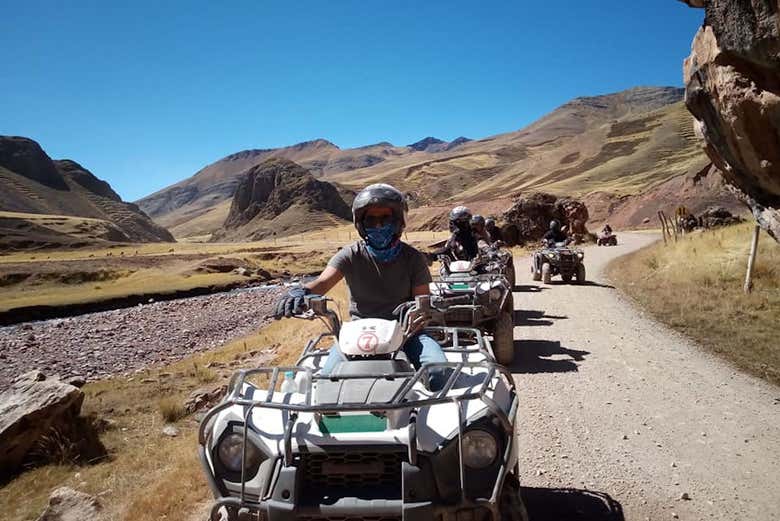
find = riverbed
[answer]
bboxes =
[0,285,284,388]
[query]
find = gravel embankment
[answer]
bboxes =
[0,286,283,388]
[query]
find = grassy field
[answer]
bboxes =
[608,222,780,385]
[0,231,445,313]
[0,282,350,520]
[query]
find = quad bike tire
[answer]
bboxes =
[541,263,552,284]
[492,302,515,365]
[561,272,572,283]
[506,263,516,288]
[575,264,586,284]
[531,261,541,282]
[610,236,618,246]
[500,472,530,521]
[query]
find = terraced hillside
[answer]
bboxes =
[0,136,173,250]
[137,86,741,239]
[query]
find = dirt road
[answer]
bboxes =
[512,232,780,521]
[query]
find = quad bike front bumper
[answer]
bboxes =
[200,362,520,521]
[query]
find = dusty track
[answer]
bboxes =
[511,232,779,521]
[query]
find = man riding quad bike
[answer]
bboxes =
[472,215,516,288]
[198,294,529,521]
[429,250,515,365]
[531,220,586,284]
[278,183,449,389]
[597,224,617,246]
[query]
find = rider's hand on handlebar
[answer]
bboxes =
[275,287,319,318]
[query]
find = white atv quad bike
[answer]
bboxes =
[198,296,528,521]
[531,241,586,285]
[429,255,515,365]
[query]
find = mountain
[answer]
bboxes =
[138,86,726,238]
[0,136,173,250]
[212,158,351,242]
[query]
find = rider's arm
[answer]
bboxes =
[304,266,344,295]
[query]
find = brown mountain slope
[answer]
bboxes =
[138,86,731,238]
[136,139,412,235]
[0,136,173,250]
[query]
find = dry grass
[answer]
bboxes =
[609,222,780,385]
[0,282,350,520]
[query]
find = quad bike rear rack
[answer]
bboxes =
[199,357,518,521]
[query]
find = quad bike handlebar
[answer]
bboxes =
[290,295,443,343]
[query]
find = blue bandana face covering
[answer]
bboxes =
[365,223,402,262]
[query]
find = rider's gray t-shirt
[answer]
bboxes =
[328,241,432,320]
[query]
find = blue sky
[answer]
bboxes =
[1,1,703,201]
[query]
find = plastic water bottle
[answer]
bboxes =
[280,371,296,394]
[296,370,312,395]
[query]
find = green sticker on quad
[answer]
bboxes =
[319,414,387,434]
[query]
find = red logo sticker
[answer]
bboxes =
[357,332,379,353]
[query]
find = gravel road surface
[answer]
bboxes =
[513,232,780,521]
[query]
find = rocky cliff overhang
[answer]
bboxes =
[680,0,780,240]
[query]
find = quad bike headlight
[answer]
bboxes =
[577,251,584,259]
[217,433,263,473]
[462,429,498,469]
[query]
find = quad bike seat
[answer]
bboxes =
[330,358,414,376]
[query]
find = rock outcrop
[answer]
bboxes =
[36,487,103,521]
[500,192,591,245]
[214,158,351,240]
[0,371,106,480]
[680,0,780,240]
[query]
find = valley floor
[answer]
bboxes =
[512,233,779,520]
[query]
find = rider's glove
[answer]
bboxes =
[275,286,312,318]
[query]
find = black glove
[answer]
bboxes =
[275,287,312,318]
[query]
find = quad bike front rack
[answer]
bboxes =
[198,358,518,521]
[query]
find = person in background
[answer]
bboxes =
[430,206,479,261]
[542,219,569,247]
[485,218,502,243]
[470,214,491,248]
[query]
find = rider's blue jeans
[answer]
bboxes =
[320,332,449,390]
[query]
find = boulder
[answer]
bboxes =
[0,371,106,480]
[184,384,227,414]
[500,192,591,245]
[680,0,780,241]
[699,206,743,228]
[36,487,103,521]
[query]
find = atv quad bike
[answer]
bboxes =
[483,243,515,288]
[531,241,586,284]
[597,232,617,246]
[429,255,515,365]
[199,296,528,521]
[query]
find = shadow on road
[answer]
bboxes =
[521,487,625,521]
[514,309,567,327]
[547,280,615,289]
[513,284,546,293]
[510,339,590,374]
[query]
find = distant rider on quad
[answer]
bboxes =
[485,217,502,243]
[543,219,569,247]
[274,183,448,389]
[430,206,480,261]
[470,214,492,249]
[602,223,613,236]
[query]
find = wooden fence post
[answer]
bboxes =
[658,211,668,245]
[744,224,760,293]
